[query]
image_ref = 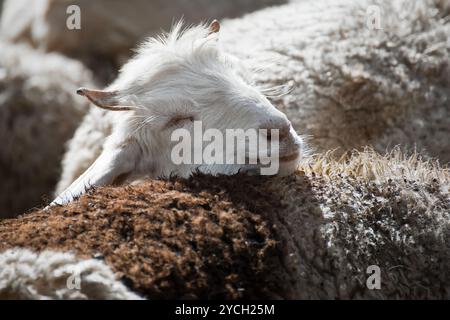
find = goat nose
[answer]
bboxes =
[259,119,291,140]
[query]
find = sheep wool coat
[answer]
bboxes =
[221,0,450,161]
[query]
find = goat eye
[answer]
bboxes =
[166,115,194,128]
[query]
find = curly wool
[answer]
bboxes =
[0,248,141,299]
[271,149,450,298]
[221,0,450,162]
[0,41,94,218]
[1,149,449,299]
[0,178,287,299]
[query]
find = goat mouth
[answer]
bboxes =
[245,150,300,164]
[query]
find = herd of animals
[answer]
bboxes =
[0,0,448,300]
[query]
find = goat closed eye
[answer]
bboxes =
[166,115,194,128]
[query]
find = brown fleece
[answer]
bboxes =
[1,150,449,299]
[0,174,292,299]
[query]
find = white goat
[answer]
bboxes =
[53,21,305,205]
[56,0,450,206]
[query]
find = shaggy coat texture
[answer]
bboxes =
[0,248,141,299]
[221,0,450,162]
[1,178,287,299]
[1,150,449,299]
[0,41,94,218]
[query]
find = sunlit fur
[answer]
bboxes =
[53,22,305,205]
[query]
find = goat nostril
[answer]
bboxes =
[260,124,291,141]
[259,119,291,141]
[279,127,289,139]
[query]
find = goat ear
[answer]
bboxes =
[51,140,140,206]
[77,87,132,111]
[208,20,220,35]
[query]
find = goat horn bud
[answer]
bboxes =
[208,20,220,34]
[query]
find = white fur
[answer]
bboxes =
[0,248,141,299]
[53,22,305,205]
